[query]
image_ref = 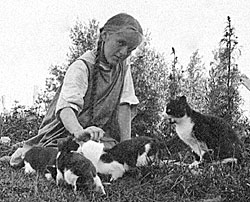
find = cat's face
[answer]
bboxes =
[57,136,79,152]
[165,96,188,123]
[136,139,163,166]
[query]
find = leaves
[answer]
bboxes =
[181,49,208,113]
[130,37,170,137]
[207,17,242,125]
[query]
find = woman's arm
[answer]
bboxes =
[118,104,132,141]
[59,107,104,141]
[57,60,104,141]
[59,107,83,135]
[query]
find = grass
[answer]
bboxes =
[1,143,250,202]
[1,113,250,202]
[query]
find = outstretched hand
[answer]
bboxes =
[74,126,104,142]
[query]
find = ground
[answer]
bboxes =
[1,142,250,202]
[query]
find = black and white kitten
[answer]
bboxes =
[22,130,91,181]
[165,95,243,167]
[77,136,164,181]
[23,146,58,180]
[56,136,105,194]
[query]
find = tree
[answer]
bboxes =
[36,19,99,110]
[67,19,99,65]
[220,16,241,118]
[130,34,170,137]
[181,50,208,113]
[167,47,185,101]
[207,16,242,124]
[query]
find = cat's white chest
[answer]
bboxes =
[175,116,208,158]
[175,117,194,142]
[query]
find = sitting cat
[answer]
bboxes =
[165,95,243,168]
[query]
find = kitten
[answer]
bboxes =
[165,95,243,168]
[77,136,164,181]
[56,136,105,195]
[22,130,91,181]
[23,146,58,180]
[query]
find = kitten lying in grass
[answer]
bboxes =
[165,95,243,168]
[56,136,105,195]
[77,136,164,181]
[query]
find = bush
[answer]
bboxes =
[0,105,43,157]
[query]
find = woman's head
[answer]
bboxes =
[98,13,143,66]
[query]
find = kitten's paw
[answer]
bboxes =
[44,173,52,180]
[24,161,36,174]
[56,170,64,186]
[93,175,106,195]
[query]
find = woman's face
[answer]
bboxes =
[102,31,142,66]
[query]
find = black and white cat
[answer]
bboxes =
[77,136,164,181]
[165,95,243,168]
[56,136,105,194]
[23,146,58,180]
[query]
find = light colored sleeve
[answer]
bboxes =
[55,60,89,116]
[241,76,250,92]
[120,65,139,105]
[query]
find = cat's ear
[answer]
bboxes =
[179,95,187,102]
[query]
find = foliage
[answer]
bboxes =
[181,50,209,113]
[0,105,43,159]
[1,105,43,146]
[130,35,170,137]
[168,47,183,99]
[207,16,242,125]
[36,64,68,111]
[67,19,99,65]
[36,19,99,110]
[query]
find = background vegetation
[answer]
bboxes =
[1,16,250,202]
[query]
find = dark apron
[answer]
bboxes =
[25,59,127,147]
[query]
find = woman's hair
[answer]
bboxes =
[100,13,143,35]
[89,13,143,124]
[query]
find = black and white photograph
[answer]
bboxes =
[0,0,250,201]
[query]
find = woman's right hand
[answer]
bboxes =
[59,107,105,142]
[74,126,105,142]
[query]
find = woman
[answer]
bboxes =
[10,13,143,167]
